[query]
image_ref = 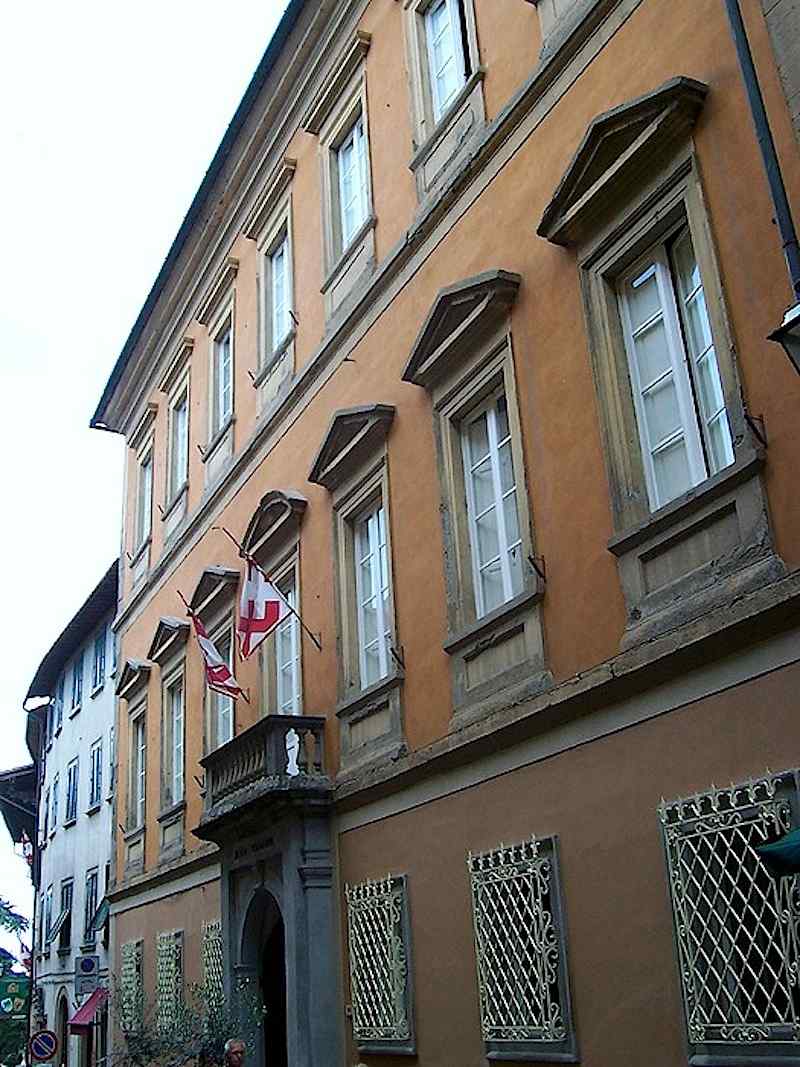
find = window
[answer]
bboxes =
[109,724,115,796]
[83,869,98,945]
[208,625,235,749]
[468,836,577,1060]
[65,759,79,823]
[346,876,415,1055]
[336,114,369,251]
[424,0,469,121]
[43,886,53,948]
[71,653,83,711]
[41,789,49,842]
[135,449,153,549]
[269,232,291,355]
[162,672,184,807]
[462,391,524,617]
[211,319,233,439]
[50,774,59,833]
[89,738,103,809]
[660,772,800,1062]
[156,930,184,1031]
[120,940,144,1034]
[168,385,189,501]
[618,227,734,512]
[55,677,64,731]
[55,880,73,951]
[275,574,301,715]
[92,628,106,691]
[354,504,392,688]
[47,700,54,744]
[129,712,146,830]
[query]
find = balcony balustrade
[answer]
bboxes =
[196,714,331,841]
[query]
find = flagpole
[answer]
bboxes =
[178,588,250,704]
[213,526,323,652]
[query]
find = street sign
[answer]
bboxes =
[29,1030,58,1063]
[0,975,30,1021]
[75,955,99,995]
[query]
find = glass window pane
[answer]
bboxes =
[480,560,505,614]
[495,395,510,442]
[468,412,490,465]
[707,411,735,472]
[503,490,520,549]
[471,457,494,513]
[642,375,682,446]
[508,543,523,597]
[627,265,662,328]
[475,508,500,566]
[653,437,693,505]
[632,317,672,387]
[362,644,381,687]
[361,598,379,646]
[498,441,515,495]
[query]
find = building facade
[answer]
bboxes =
[92,1,800,1065]
[25,562,118,1067]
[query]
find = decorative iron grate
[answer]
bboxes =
[468,837,567,1044]
[660,774,800,1046]
[155,931,183,1031]
[202,919,225,1008]
[119,940,143,1033]
[346,876,411,1046]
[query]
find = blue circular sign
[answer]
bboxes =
[30,1030,58,1062]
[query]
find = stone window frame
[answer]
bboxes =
[659,771,800,1065]
[88,737,103,812]
[309,404,405,770]
[345,874,416,1056]
[64,757,79,826]
[205,610,238,755]
[402,0,485,201]
[128,405,157,586]
[468,835,578,1063]
[402,271,548,726]
[82,867,98,947]
[197,258,239,485]
[158,658,186,863]
[259,550,303,718]
[538,78,782,649]
[303,32,377,321]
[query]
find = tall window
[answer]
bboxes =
[71,652,83,710]
[130,713,146,830]
[109,724,115,796]
[43,886,53,947]
[168,387,189,499]
[56,880,73,950]
[354,504,392,688]
[135,450,153,548]
[163,674,185,807]
[89,738,103,808]
[51,774,59,832]
[462,392,524,617]
[618,227,734,511]
[276,576,301,714]
[55,676,64,731]
[211,321,233,437]
[269,233,291,353]
[337,115,369,250]
[425,0,469,120]
[41,788,50,841]
[209,627,234,748]
[84,869,98,945]
[93,628,106,691]
[65,759,79,823]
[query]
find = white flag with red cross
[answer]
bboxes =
[190,611,248,701]
[237,559,290,659]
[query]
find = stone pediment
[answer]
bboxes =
[242,490,307,562]
[189,566,240,620]
[537,77,708,246]
[147,617,190,665]
[116,659,151,700]
[308,405,395,491]
[402,270,521,390]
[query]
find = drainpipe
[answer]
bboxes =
[723,0,800,301]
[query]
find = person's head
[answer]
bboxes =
[224,1039,246,1067]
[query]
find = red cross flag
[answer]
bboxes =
[237,560,290,659]
[190,612,248,701]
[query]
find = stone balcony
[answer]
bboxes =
[195,714,332,842]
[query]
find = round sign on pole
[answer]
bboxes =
[29,1029,59,1063]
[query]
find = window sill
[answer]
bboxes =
[157,800,186,824]
[443,585,543,657]
[129,537,151,569]
[254,326,297,388]
[322,213,377,298]
[86,803,101,817]
[56,947,71,958]
[68,705,81,718]
[123,824,144,843]
[54,725,62,737]
[63,817,77,829]
[202,415,235,465]
[162,481,188,523]
[79,941,97,954]
[90,683,104,699]
[42,949,51,960]
[336,670,404,722]
[607,449,764,557]
[410,66,486,173]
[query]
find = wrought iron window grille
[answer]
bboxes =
[659,770,800,1063]
[120,940,144,1034]
[156,931,183,1032]
[202,919,225,1007]
[468,835,578,1062]
[345,874,416,1055]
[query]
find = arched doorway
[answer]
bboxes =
[56,992,70,1067]
[240,889,287,1067]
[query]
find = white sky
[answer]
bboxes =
[0,0,290,961]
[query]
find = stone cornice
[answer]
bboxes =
[196,257,239,327]
[243,158,297,240]
[308,404,395,491]
[301,30,372,135]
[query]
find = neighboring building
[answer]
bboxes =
[91,2,800,1066]
[25,562,118,1067]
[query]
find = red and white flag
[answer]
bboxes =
[20,830,33,867]
[237,560,290,659]
[190,612,248,701]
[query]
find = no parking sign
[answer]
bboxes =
[29,1029,58,1063]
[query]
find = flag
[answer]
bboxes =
[237,560,290,659]
[20,831,33,867]
[190,612,247,701]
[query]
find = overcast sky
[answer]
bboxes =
[0,0,290,963]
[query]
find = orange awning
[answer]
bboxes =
[68,987,108,1034]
